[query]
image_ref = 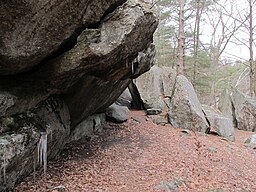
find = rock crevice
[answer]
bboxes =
[0,0,129,75]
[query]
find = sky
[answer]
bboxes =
[200,0,256,62]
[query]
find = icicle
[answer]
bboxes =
[38,132,47,175]
[131,62,134,75]
[126,59,128,68]
[3,144,6,185]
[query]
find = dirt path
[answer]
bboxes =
[16,111,256,192]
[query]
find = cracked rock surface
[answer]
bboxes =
[0,0,157,189]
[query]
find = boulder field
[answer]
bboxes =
[130,65,256,141]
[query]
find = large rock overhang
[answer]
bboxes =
[0,0,158,125]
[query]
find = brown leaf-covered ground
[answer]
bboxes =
[16,111,256,192]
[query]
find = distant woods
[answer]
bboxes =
[143,0,256,104]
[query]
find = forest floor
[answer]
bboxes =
[15,110,256,192]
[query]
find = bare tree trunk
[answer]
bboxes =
[172,45,176,69]
[249,0,255,97]
[177,0,185,75]
[211,53,219,108]
[193,0,203,83]
[210,81,217,107]
[203,2,244,104]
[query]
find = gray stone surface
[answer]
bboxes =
[231,88,256,131]
[0,93,17,117]
[168,75,208,132]
[0,0,125,75]
[136,65,176,111]
[106,103,129,123]
[0,98,70,190]
[218,89,233,121]
[245,134,256,148]
[150,115,168,126]
[64,76,130,127]
[43,1,158,82]
[202,104,235,141]
[155,178,184,191]
[131,116,146,123]
[234,67,251,96]
[116,88,133,108]
[130,44,156,78]
[71,114,106,141]
[0,0,158,123]
[146,108,162,115]
[0,0,158,190]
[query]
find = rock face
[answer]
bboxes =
[168,75,209,132]
[146,108,162,115]
[218,89,234,121]
[0,0,157,189]
[70,113,105,141]
[0,0,158,122]
[234,67,250,96]
[116,88,133,108]
[0,98,70,190]
[202,104,235,141]
[231,88,256,132]
[219,88,256,132]
[64,76,130,127]
[135,65,176,111]
[245,134,256,148]
[105,103,129,123]
[0,0,126,75]
[133,67,208,132]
